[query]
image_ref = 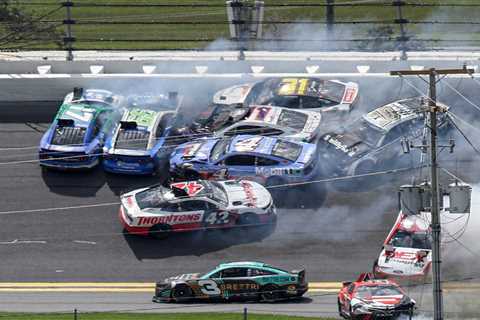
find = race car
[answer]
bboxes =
[374,211,432,280]
[338,273,416,319]
[169,135,318,188]
[214,106,322,143]
[119,179,276,238]
[153,261,307,302]
[316,97,453,181]
[213,77,358,113]
[38,88,124,170]
[103,105,182,175]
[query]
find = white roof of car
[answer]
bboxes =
[363,99,424,131]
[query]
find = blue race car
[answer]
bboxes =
[103,107,182,175]
[170,135,318,188]
[39,88,124,170]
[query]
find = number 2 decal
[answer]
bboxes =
[198,280,221,295]
[205,211,229,225]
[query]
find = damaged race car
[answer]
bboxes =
[153,261,307,302]
[316,97,453,185]
[119,179,276,238]
[169,135,318,188]
[214,106,322,143]
[103,92,184,175]
[213,77,358,114]
[338,273,416,320]
[374,211,432,280]
[39,88,125,170]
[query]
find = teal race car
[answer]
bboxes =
[153,261,307,302]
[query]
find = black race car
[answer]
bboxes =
[317,97,453,185]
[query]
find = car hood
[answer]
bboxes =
[352,295,408,308]
[213,83,255,105]
[321,133,371,158]
[222,180,272,209]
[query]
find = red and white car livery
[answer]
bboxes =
[338,273,415,320]
[374,211,432,279]
[214,106,322,143]
[119,179,276,238]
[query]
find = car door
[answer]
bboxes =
[220,154,257,179]
[215,267,260,299]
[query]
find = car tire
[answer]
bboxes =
[266,176,288,206]
[237,213,260,227]
[337,298,343,317]
[172,284,193,301]
[260,284,282,302]
[149,224,171,240]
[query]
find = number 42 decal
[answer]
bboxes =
[205,211,229,225]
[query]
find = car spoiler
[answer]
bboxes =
[57,119,75,127]
[120,121,138,130]
[291,269,306,283]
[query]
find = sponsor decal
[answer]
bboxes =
[325,135,356,157]
[278,78,309,96]
[182,143,202,158]
[220,283,259,291]
[65,106,95,122]
[126,109,157,127]
[137,213,202,226]
[250,106,274,122]
[171,181,204,196]
[342,87,356,104]
[240,181,257,205]
[255,167,300,177]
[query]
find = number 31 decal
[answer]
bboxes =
[198,280,221,295]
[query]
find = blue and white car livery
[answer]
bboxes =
[103,107,178,175]
[170,135,318,186]
[39,88,124,169]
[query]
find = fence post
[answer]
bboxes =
[63,0,75,61]
[243,307,247,320]
[393,0,408,60]
[73,308,77,320]
[326,0,335,33]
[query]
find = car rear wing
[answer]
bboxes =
[57,119,75,127]
[120,121,138,130]
[291,269,306,284]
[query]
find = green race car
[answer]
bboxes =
[153,261,307,303]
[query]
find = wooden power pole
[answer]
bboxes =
[390,67,473,320]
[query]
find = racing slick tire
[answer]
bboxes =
[237,212,260,227]
[266,177,288,207]
[171,284,193,301]
[333,160,377,192]
[149,224,172,240]
[260,284,283,302]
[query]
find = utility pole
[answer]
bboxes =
[390,67,473,320]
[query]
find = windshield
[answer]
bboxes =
[277,110,307,131]
[389,230,432,249]
[356,285,403,298]
[271,140,302,161]
[346,118,385,147]
[210,138,232,162]
[208,181,228,206]
[135,186,168,209]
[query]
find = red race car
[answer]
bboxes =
[338,273,415,320]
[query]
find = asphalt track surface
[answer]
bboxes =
[1,76,480,317]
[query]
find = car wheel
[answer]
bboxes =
[237,213,260,227]
[266,177,288,206]
[354,159,375,176]
[172,284,193,300]
[260,284,282,302]
[149,224,171,240]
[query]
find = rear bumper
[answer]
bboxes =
[103,158,155,175]
[39,156,99,170]
[119,207,150,236]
